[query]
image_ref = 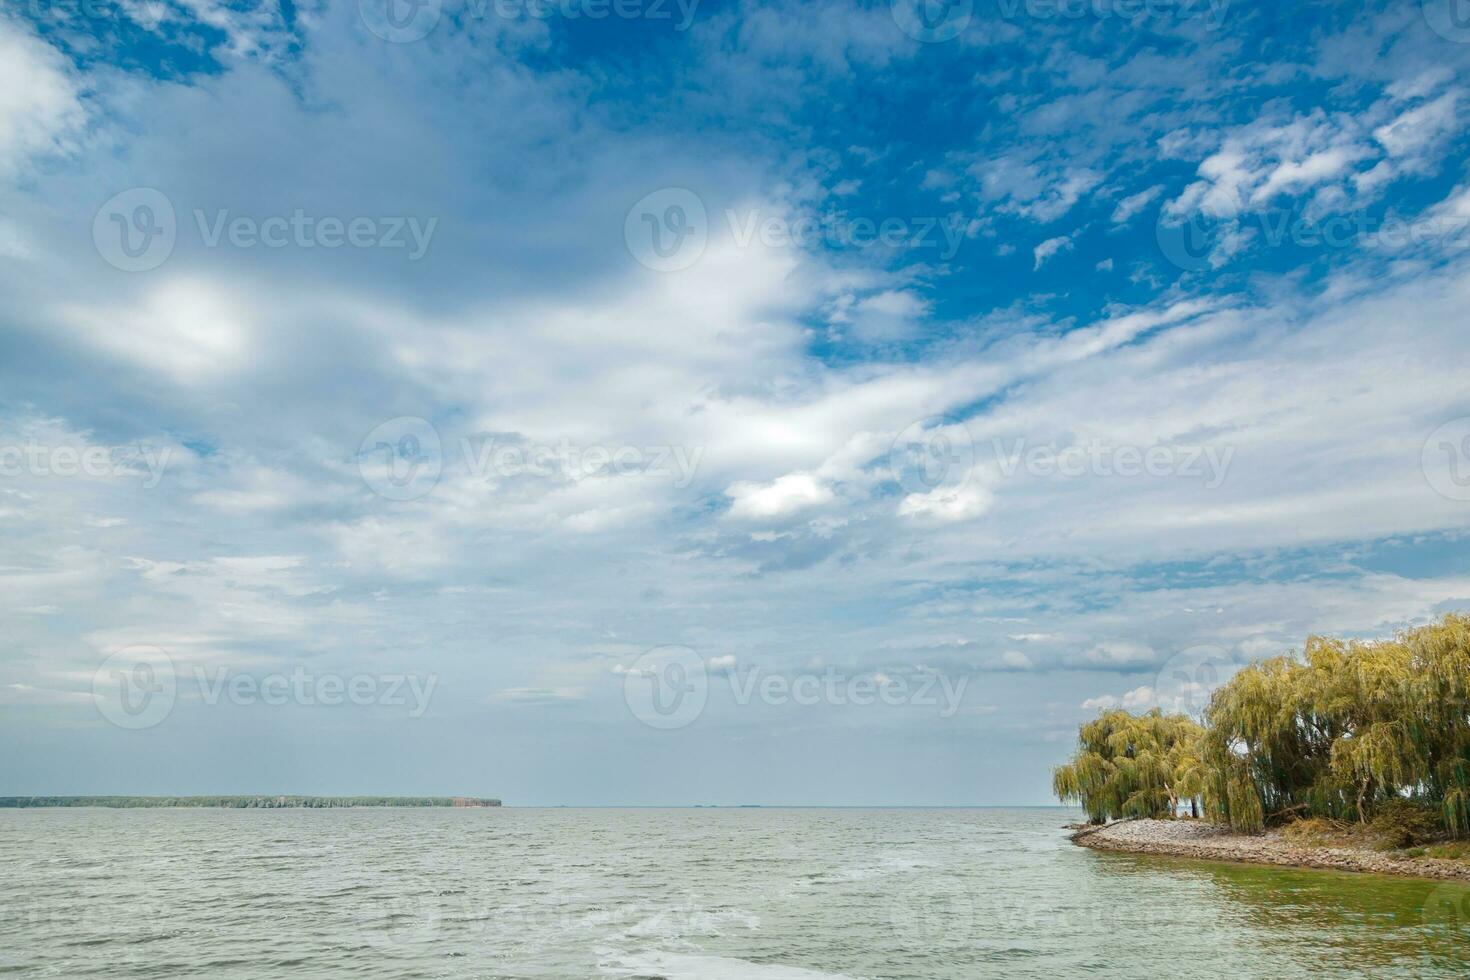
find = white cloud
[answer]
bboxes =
[726,473,834,521]
[57,278,252,383]
[1081,685,1156,712]
[967,154,1101,223]
[5,0,1470,803]
[1081,642,1156,667]
[998,650,1032,669]
[0,23,83,177]
[898,482,994,522]
[1373,90,1460,160]
[1110,185,1162,224]
[1033,235,1073,270]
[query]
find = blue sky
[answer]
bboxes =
[3,0,1470,804]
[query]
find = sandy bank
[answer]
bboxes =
[1070,818,1470,882]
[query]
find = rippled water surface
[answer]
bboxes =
[4,807,1470,977]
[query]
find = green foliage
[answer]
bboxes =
[1052,709,1205,822]
[1059,615,1470,839]
[1424,841,1470,861]
[1202,614,1470,836]
[1369,799,1441,849]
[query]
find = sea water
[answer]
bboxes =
[3,806,1468,977]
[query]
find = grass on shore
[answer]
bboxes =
[1280,802,1470,861]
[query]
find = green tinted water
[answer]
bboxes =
[2,807,1467,977]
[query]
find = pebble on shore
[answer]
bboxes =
[1069,818,1470,882]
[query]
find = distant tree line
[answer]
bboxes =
[1054,615,1470,835]
[0,796,501,808]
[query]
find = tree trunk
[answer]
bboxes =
[1190,798,1199,819]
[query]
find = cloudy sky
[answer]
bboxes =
[3,0,1470,805]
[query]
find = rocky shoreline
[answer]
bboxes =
[1070,818,1470,882]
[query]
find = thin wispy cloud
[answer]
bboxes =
[2,0,1469,803]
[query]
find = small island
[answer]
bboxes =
[0,796,501,808]
[1054,614,1470,882]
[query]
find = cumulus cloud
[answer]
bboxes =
[898,482,994,522]
[726,473,835,521]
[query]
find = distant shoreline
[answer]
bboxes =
[0,796,501,809]
[1071,818,1470,882]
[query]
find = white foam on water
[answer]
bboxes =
[599,951,859,979]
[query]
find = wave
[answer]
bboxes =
[599,951,859,979]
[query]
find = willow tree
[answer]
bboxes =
[1199,614,1470,835]
[1054,709,1204,823]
